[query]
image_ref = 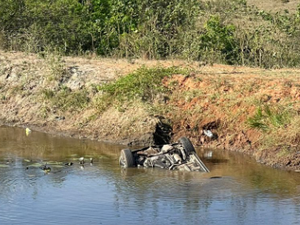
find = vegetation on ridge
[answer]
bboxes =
[1,0,300,68]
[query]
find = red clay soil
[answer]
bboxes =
[1,51,300,171]
[162,65,300,171]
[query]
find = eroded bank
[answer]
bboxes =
[1,50,300,171]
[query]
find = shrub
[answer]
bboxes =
[199,15,238,64]
[95,66,188,109]
[1,0,300,68]
[43,86,90,111]
[247,105,292,131]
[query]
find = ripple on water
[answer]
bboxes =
[2,127,300,224]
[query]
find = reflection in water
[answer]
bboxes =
[1,126,300,224]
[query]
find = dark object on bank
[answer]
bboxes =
[119,137,209,172]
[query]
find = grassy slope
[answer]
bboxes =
[1,50,300,170]
[0,51,164,145]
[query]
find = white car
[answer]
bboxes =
[119,137,209,172]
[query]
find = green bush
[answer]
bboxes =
[98,66,188,102]
[1,0,300,68]
[199,15,238,64]
[247,105,292,131]
[94,66,188,112]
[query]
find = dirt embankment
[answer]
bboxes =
[1,50,300,171]
[163,68,300,171]
[0,51,186,145]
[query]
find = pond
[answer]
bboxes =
[0,126,300,225]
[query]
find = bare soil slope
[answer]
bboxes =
[163,65,300,170]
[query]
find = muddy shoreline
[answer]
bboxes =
[1,50,300,171]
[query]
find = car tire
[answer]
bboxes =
[119,149,135,168]
[179,137,196,155]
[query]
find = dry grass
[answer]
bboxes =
[92,103,160,141]
[248,0,299,13]
[3,50,300,169]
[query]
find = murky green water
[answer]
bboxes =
[1,126,300,225]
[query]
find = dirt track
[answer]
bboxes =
[1,50,300,171]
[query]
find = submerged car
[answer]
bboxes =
[119,137,209,172]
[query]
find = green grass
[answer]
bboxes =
[95,66,189,111]
[42,86,90,112]
[247,104,292,131]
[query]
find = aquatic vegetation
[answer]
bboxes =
[0,164,10,168]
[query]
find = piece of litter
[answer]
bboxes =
[203,130,213,138]
[204,151,213,158]
[25,127,31,136]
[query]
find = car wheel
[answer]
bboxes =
[119,149,135,168]
[179,137,196,155]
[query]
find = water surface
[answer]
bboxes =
[0,126,300,225]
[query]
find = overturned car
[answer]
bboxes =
[119,137,209,172]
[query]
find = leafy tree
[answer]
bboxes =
[0,0,300,68]
[200,16,238,64]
